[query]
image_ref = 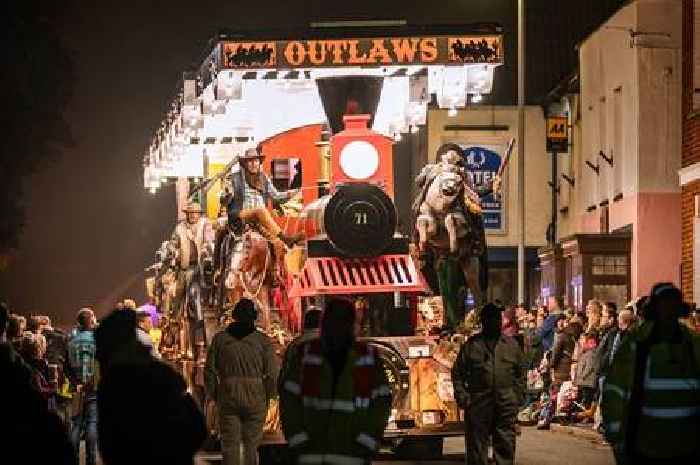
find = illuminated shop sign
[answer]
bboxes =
[221,35,503,69]
[460,144,504,232]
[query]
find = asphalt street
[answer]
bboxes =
[194,427,615,464]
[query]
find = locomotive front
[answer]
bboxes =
[297,76,400,258]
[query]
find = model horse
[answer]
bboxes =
[222,228,274,331]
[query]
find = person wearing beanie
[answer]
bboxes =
[204,298,277,465]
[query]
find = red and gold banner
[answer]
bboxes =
[220,35,503,69]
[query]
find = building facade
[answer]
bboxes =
[547,0,683,310]
[680,0,700,304]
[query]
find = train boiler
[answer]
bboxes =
[287,76,426,300]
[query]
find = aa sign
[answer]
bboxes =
[546,116,568,152]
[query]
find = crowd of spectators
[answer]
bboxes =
[0,298,188,465]
[507,293,699,434]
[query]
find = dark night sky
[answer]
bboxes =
[0,0,518,326]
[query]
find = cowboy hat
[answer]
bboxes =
[239,147,264,161]
[182,201,204,213]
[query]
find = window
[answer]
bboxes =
[271,158,302,190]
[613,86,623,194]
[592,255,627,276]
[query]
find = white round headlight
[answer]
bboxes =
[339,140,379,180]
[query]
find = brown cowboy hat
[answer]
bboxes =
[182,201,204,213]
[239,147,264,161]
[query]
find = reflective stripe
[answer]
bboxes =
[299,454,365,465]
[644,358,700,390]
[302,397,355,412]
[354,397,370,409]
[288,432,310,448]
[302,354,323,365]
[641,406,700,418]
[371,385,391,399]
[604,384,628,399]
[605,421,621,433]
[284,380,301,395]
[356,433,378,451]
[355,355,375,366]
[645,377,700,390]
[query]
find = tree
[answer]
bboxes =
[0,0,75,258]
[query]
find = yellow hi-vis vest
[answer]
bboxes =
[601,321,700,458]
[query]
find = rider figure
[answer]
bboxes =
[171,201,214,318]
[222,147,302,252]
[414,143,501,257]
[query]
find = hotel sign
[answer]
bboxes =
[220,35,503,69]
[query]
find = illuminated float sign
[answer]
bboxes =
[460,145,503,231]
[221,35,503,69]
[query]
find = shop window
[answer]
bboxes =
[271,158,302,191]
[592,255,627,276]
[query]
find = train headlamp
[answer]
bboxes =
[339,140,379,180]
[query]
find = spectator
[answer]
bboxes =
[0,302,76,465]
[20,331,57,411]
[585,300,603,336]
[279,299,392,465]
[205,298,277,465]
[6,313,25,351]
[573,332,599,421]
[96,308,206,465]
[26,315,42,333]
[135,309,160,358]
[536,296,564,353]
[538,320,582,429]
[602,283,700,464]
[42,315,71,423]
[67,307,99,465]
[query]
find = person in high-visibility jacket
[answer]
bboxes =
[279,299,392,465]
[601,283,700,464]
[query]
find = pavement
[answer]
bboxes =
[194,426,615,464]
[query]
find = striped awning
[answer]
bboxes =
[289,254,428,297]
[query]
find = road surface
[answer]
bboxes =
[195,427,615,464]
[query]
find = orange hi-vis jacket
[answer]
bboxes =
[279,339,392,465]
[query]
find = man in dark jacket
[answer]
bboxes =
[452,303,526,465]
[96,308,206,465]
[205,298,277,465]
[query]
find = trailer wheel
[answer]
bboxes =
[392,437,444,460]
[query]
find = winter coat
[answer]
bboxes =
[551,331,576,383]
[536,311,564,352]
[451,333,526,407]
[574,347,597,388]
[279,339,392,464]
[204,325,278,413]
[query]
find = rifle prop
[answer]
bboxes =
[187,155,239,200]
[496,137,516,179]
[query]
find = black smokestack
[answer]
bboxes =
[315,76,384,134]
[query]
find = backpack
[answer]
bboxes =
[68,331,96,385]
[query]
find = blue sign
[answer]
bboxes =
[459,145,503,230]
